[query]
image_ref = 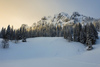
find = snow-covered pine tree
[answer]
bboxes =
[15,29,20,43]
[6,25,11,40]
[10,26,14,40]
[22,27,27,42]
[67,27,72,42]
[2,32,9,48]
[90,23,98,39]
[86,23,97,45]
[28,27,33,38]
[1,27,6,38]
[64,30,67,39]
[0,31,1,38]
[93,20,100,32]
[56,24,62,37]
[89,23,98,44]
[80,30,86,44]
[74,23,82,42]
[13,30,16,40]
[73,24,78,41]
[63,25,68,39]
[19,27,22,39]
[49,24,56,37]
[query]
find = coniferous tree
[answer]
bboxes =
[10,26,14,40]
[22,27,27,42]
[6,25,11,40]
[0,32,1,38]
[13,30,16,40]
[56,24,62,37]
[73,24,78,41]
[2,34,9,48]
[73,23,82,42]
[29,27,33,37]
[1,27,6,38]
[90,23,98,39]
[49,24,56,37]
[80,30,86,44]
[1,28,9,48]
[86,23,97,45]
[15,29,20,43]
[67,27,72,42]
[63,25,68,39]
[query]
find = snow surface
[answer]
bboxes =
[0,33,100,67]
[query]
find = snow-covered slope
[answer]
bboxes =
[0,37,85,60]
[70,12,94,23]
[35,12,95,27]
[0,32,100,67]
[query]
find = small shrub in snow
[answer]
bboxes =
[2,39,9,48]
[86,45,93,50]
[15,39,18,43]
[22,37,26,42]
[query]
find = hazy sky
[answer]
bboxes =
[0,0,100,29]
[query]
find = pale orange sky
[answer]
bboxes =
[0,0,41,29]
[0,0,100,29]
[0,0,62,29]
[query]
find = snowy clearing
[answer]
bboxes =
[0,33,100,67]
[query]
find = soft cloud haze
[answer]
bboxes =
[0,0,100,29]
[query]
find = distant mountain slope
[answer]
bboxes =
[35,12,95,27]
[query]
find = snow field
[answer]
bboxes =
[0,32,100,67]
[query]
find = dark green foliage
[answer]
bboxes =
[6,25,11,40]
[86,23,98,45]
[63,24,73,42]
[64,22,98,46]
[80,30,86,44]
[10,26,14,40]
[73,23,82,42]
[1,28,6,38]
[15,29,21,42]
[67,28,72,42]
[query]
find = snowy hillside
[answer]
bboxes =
[0,32,100,67]
[35,12,95,27]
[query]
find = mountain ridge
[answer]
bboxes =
[34,12,95,27]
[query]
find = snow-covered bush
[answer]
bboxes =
[2,39,9,48]
[22,37,26,42]
[86,45,93,50]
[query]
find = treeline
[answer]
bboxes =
[0,21,99,46]
[0,25,27,42]
[0,23,64,41]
